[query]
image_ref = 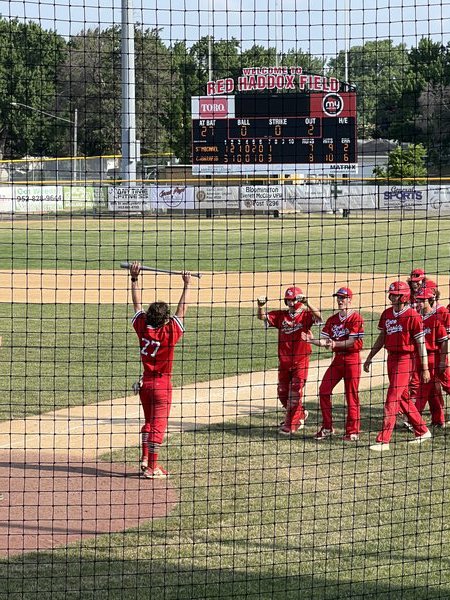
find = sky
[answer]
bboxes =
[0,0,449,60]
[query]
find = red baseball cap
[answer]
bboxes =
[333,287,353,299]
[410,268,425,282]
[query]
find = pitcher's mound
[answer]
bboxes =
[0,450,178,557]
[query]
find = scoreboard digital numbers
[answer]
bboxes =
[191,93,357,175]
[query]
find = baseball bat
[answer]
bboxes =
[120,262,202,279]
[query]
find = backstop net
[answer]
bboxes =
[1,1,450,598]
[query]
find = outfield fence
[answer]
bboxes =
[1,184,450,215]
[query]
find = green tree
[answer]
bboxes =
[373,143,427,184]
[328,40,410,138]
[0,18,67,158]
[57,26,174,159]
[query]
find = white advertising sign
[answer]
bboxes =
[14,186,64,213]
[108,187,152,211]
[194,186,239,209]
[240,185,283,210]
[0,186,13,212]
[151,186,195,210]
[423,186,450,215]
[284,185,332,212]
[379,186,427,210]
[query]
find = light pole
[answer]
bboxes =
[121,0,137,184]
[10,101,79,181]
[344,0,350,86]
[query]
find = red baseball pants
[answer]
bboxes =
[278,361,309,428]
[416,353,445,425]
[376,353,428,444]
[139,373,173,446]
[319,353,361,435]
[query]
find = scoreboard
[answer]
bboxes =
[191,93,357,175]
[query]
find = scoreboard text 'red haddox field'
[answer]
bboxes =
[191,68,357,176]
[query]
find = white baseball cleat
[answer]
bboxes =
[408,430,432,445]
[369,442,390,452]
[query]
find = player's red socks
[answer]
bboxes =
[148,452,158,470]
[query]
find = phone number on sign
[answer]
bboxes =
[16,195,62,202]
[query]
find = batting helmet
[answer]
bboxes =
[415,287,436,301]
[387,281,411,303]
[410,268,426,283]
[424,279,437,293]
[284,286,304,310]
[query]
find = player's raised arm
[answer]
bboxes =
[303,297,322,322]
[175,272,191,320]
[129,261,142,313]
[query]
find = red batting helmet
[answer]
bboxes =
[387,281,411,303]
[410,268,426,283]
[284,286,304,310]
[424,279,437,293]
[415,287,436,301]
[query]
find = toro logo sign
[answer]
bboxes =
[322,93,344,116]
[199,98,229,118]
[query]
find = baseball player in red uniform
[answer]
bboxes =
[364,281,431,452]
[423,280,450,416]
[408,268,427,310]
[129,261,191,479]
[303,287,364,441]
[257,287,322,435]
[414,286,448,426]
[406,268,427,406]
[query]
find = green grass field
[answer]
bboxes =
[2,214,450,598]
[0,303,378,420]
[2,394,450,600]
[0,215,448,273]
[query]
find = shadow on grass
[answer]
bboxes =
[1,552,448,600]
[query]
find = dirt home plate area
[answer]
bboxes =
[2,268,447,556]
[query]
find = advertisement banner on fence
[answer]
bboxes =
[379,186,427,210]
[63,186,95,209]
[151,186,195,210]
[240,185,283,210]
[425,187,450,215]
[14,186,64,213]
[194,187,239,209]
[334,186,377,210]
[108,186,152,211]
[0,186,13,212]
[284,184,332,212]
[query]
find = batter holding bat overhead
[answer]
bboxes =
[257,287,322,435]
[129,261,191,479]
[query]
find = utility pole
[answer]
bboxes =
[121,0,137,184]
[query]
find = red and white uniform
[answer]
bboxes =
[376,306,428,443]
[415,310,448,425]
[319,311,364,435]
[266,309,316,427]
[435,304,450,395]
[132,311,184,445]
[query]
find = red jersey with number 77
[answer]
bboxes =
[132,310,185,377]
